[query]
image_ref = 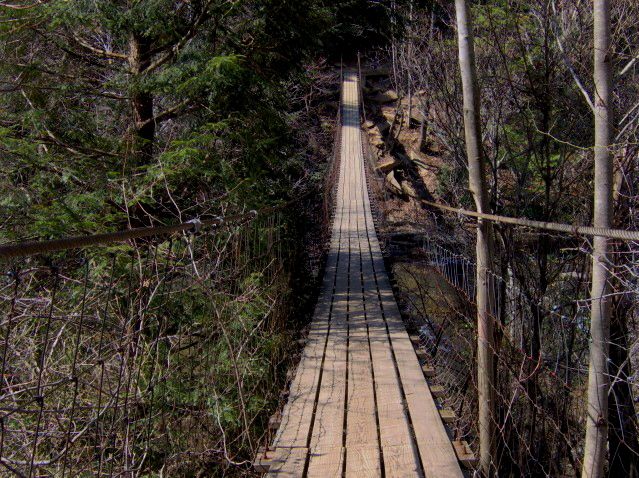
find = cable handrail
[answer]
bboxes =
[0,195,309,260]
[420,199,639,242]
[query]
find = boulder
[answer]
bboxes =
[406,150,430,171]
[371,90,399,104]
[376,157,400,173]
[369,131,385,150]
[382,109,396,124]
[400,180,419,198]
[364,120,375,130]
[409,109,425,126]
[385,170,403,195]
[408,149,422,162]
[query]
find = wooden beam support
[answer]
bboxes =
[430,384,445,398]
[253,447,274,473]
[452,440,478,469]
[439,408,456,424]
[421,364,435,377]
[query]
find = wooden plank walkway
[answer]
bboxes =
[265,72,463,477]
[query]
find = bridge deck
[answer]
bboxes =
[265,73,463,477]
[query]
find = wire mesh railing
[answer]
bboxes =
[356,51,639,476]
[395,234,638,476]
[0,62,345,477]
[0,210,295,476]
[322,64,343,236]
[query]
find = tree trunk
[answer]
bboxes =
[128,33,155,163]
[418,110,427,151]
[454,1,497,475]
[582,1,613,477]
[407,79,412,128]
[390,0,398,89]
[406,0,413,129]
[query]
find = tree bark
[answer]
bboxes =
[406,0,413,129]
[418,110,427,151]
[582,1,613,477]
[454,1,497,475]
[129,33,155,163]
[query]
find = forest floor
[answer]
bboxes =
[360,70,476,445]
[360,69,453,303]
[362,73,444,234]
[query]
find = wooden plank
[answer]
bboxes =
[355,152,462,477]
[308,285,347,452]
[345,303,378,450]
[308,74,362,477]
[362,292,421,476]
[264,448,308,477]
[271,317,327,448]
[382,445,423,478]
[452,440,478,468]
[304,73,355,477]
[357,68,461,475]
[352,74,422,476]
[430,384,446,398]
[343,74,380,474]
[345,110,378,450]
[383,325,463,476]
[271,113,349,449]
[308,117,351,451]
[345,445,382,477]
[307,447,344,477]
[422,364,436,377]
[439,408,456,424]
[271,78,357,452]
[409,335,421,345]
[360,175,462,476]
[360,236,416,453]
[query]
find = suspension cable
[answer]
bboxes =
[0,195,309,260]
[421,199,639,242]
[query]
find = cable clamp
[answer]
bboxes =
[187,218,202,234]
